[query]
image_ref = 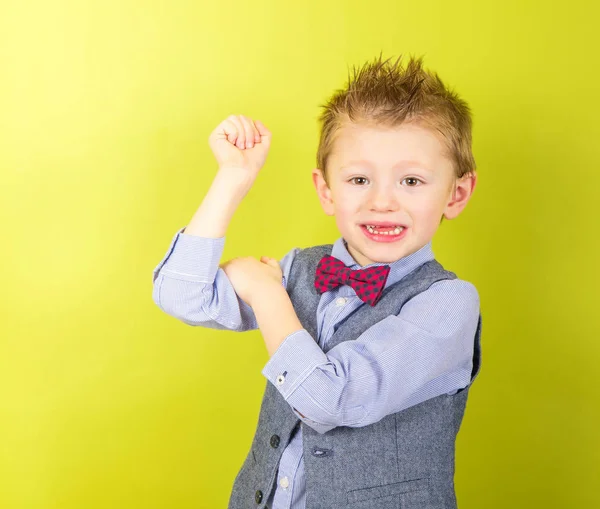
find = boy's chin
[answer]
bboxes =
[349,239,429,265]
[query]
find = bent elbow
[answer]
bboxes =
[152,276,209,326]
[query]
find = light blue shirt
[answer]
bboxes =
[152,227,480,509]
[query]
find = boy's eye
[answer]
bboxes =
[348,176,422,186]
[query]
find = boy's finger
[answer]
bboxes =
[252,122,261,143]
[227,115,245,149]
[239,115,254,149]
[220,119,239,145]
[254,119,271,139]
[260,256,279,266]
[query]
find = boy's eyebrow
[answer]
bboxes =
[339,160,433,172]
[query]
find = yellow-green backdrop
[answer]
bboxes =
[1,1,598,508]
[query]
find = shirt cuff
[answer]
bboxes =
[160,230,225,283]
[261,329,328,400]
[291,404,335,434]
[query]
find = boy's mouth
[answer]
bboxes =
[359,223,408,242]
[364,224,404,235]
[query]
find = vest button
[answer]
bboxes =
[270,434,280,448]
[255,490,263,504]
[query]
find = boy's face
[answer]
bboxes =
[312,121,476,266]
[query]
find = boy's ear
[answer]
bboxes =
[312,168,335,216]
[443,171,477,220]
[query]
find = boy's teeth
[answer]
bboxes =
[365,225,404,235]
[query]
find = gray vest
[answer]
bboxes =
[228,245,482,509]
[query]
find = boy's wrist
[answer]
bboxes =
[215,166,256,192]
[183,169,255,238]
[251,286,303,357]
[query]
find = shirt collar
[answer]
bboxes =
[330,238,435,287]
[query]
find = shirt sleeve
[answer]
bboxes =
[261,279,480,434]
[152,226,300,331]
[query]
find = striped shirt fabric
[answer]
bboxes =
[152,227,480,509]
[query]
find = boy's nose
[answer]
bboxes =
[368,187,400,212]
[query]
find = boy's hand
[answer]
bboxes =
[208,115,272,179]
[220,256,283,308]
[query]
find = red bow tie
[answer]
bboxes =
[314,255,391,306]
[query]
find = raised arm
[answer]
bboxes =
[152,115,278,330]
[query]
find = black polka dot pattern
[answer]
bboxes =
[314,255,391,306]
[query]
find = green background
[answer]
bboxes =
[1,1,598,508]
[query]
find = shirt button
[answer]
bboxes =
[335,297,347,306]
[279,476,290,489]
[255,490,263,503]
[276,374,285,385]
[270,434,280,448]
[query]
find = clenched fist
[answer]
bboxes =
[208,115,272,180]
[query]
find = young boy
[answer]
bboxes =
[152,54,482,509]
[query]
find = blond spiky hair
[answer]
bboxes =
[316,54,476,183]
